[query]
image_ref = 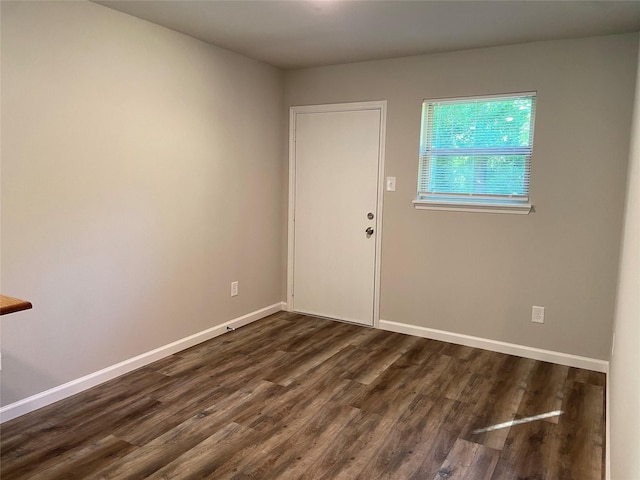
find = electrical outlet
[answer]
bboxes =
[231,281,239,297]
[532,306,545,324]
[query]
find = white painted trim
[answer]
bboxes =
[379,319,609,373]
[413,199,532,215]
[0,302,285,423]
[373,101,387,328]
[287,106,296,312]
[289,101,388,114]
[605,363,611,480]
[424,91,538,104]
[287,101,387,327]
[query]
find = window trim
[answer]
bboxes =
[414,91,536,215]
[412,197,532,214]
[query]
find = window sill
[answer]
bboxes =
[412,198,532,215]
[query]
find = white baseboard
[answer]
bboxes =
[379,319,608,373]
[605,363,611,480]
[0,302,286,423]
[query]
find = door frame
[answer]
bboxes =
[287,101,387,327]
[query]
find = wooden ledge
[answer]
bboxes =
[1,295,33,315]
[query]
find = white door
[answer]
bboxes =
[289,102,385,326]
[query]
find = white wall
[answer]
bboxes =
[0,1,284,406]
[609,40,640,480]
[285,34,638,361]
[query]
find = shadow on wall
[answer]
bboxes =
[0,353,60,408]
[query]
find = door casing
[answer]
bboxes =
[287,101,387,327]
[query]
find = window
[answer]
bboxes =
[413,92,536,214]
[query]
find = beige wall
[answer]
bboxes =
[609,39,640,480]
[285,34,638,360]
[1,0,637,412]
[0,1,284,405]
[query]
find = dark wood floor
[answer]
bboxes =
[1,312,605,479]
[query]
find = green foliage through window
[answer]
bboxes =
[418,93,536,200]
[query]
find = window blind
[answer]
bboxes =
[418,93,536,202]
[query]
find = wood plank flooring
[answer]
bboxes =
[0,312,606,479]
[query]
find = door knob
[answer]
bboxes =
[365,227,374,236]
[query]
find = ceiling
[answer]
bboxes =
[95,1,640,70]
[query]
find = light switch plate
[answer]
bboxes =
[386,176,396,191]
